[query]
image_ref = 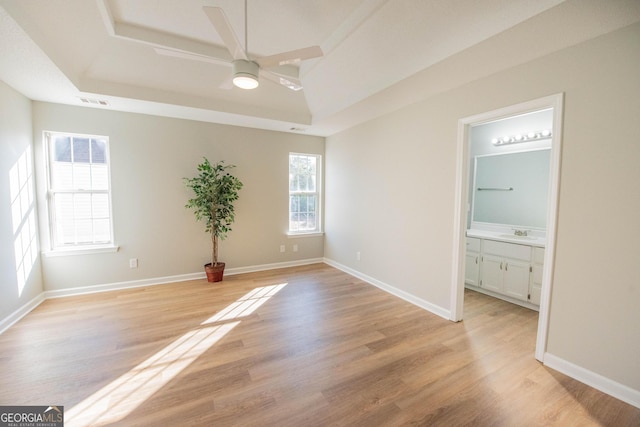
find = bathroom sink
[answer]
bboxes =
[498,234,535,240]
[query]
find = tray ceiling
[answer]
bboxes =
[1,0,639,136]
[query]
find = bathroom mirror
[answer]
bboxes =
[472,148,551,229]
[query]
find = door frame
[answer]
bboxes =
[450,93,564,362]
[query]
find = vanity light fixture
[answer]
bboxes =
[492,129,552,146]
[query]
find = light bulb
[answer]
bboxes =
[233,75,259,90]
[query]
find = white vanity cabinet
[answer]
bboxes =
[481,240,531,301]
[464,238,481,287]
[464,233,544,309]
[529,247,545,305]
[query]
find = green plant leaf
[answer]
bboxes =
[184,157,243,264]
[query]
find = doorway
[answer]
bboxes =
[450,94,564,362]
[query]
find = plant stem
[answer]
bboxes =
[212,231,218,267]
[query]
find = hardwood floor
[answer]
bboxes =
[0,263,638,426]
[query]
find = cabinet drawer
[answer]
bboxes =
[483,239,531,261]
[533,247,545,264]
[466,237,481,252]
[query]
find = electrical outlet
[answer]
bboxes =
[356,251,361,261]
[293,244,298,252]
[280,245,285,253]
[129,258,138,268]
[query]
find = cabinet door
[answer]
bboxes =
[481,254,503,293]
[503,258,530,301]
[465,251,480,286]
[529,247,545,305]
[530,264,543,305]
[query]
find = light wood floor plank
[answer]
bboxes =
[0,263,637,426]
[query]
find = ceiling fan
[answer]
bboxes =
[159,1,323,91]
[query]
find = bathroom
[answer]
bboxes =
[464,108,553,309]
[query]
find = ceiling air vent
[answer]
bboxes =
[78,97,109,106]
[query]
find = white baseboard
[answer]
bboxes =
[43,258,325,299]
[0,292,46,335]
[1,258,325,334]
[323,257,451,320]
[544,352,640,409]
[45,272,206,299]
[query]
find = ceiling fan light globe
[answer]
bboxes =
[233,74,259,89]
[232,60,259,89]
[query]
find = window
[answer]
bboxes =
[289,153,321,234]
[45,131,114,250]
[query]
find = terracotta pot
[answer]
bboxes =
[204,262,225,283]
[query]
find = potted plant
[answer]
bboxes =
[184,158,243,282]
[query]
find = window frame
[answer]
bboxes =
[288,152,323,236]
[43,131,117,254]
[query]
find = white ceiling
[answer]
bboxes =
[1,0,640,136]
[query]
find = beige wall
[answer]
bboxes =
[32,103,324,291]
[325,22,640,391]
[0,81,44,323]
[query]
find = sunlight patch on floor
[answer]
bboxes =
[202,283,288,324]
[65,282,288,426]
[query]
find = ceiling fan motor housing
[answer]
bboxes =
[232,59,260,89]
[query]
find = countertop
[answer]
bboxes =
[466,229,546,248]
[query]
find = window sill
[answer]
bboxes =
[287,232,324,239]
[43,245,120,257]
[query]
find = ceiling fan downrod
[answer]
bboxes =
[233,0,259,89]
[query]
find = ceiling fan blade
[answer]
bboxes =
[202,6,247,61]
[154,47,231,66]
[256,46,323,69]
[219,75,234,90]
[262,70,304,91]
[155,47,233,89]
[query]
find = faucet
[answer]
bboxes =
[513,229,528,236]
